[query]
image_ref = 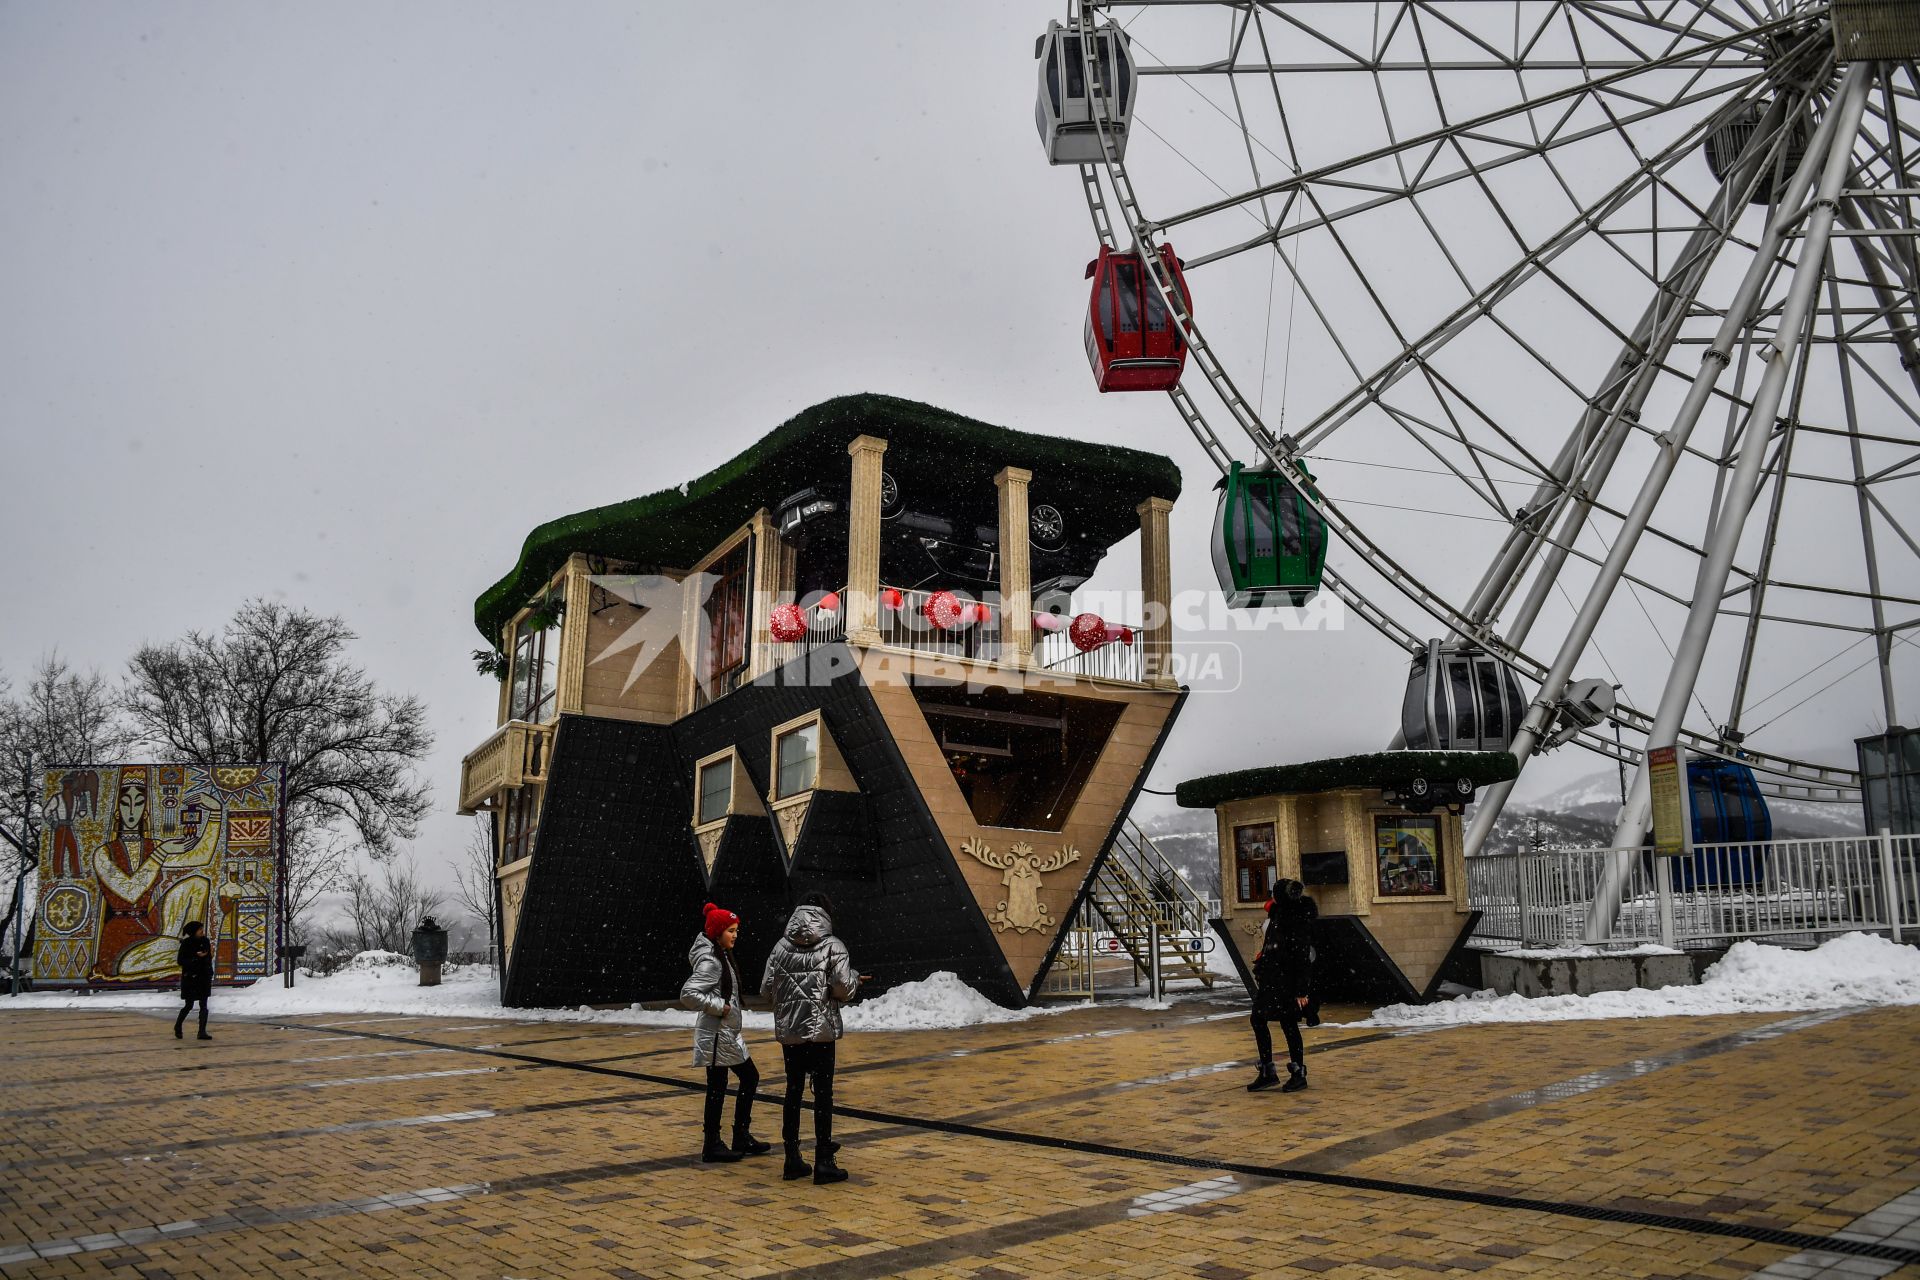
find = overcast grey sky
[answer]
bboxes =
[3,3,1909,907]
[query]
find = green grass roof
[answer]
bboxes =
[474,393,1183,643]
[1175,751,1520,808]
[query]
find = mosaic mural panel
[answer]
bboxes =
[33,763,287,988]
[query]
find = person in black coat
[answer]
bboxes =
[1247,879,1316,1092]
[173,921,213,1041]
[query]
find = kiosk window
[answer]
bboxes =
[1233,822,1277,903]
[1374,814,1445,896]
[775,722,819,799]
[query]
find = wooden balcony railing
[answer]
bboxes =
[457,719,556,815]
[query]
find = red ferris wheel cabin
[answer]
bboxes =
[1084,243,1191,393]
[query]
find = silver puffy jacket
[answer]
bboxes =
[680,934,750,1067]
[760,905,857,1045]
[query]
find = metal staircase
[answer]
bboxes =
[1083,819,1218,991]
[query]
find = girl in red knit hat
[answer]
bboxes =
[680,902,769,1163]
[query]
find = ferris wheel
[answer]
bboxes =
[1036,0,1920,857]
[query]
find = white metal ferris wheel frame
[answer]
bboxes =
[1061,0,1920,821]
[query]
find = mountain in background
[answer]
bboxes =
[1131,769,1867,900]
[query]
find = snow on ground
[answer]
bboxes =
[1362,932,1920,1028]
[0,953,1170,1032]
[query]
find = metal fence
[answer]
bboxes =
[1468,832,1920,949]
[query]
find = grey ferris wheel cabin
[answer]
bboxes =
[1034,18,1134,165]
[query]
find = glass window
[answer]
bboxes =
[1446,660,1477,742]
[1115,260,1141,333]
[1143,272,1171,332]
[1374,815,1444,896]
[703,540,752,696]
[1098,274,1116,342]
[775,722,819,799]
[1063,35,1084,101]
[1045,48,1061,115]
[698,758,732,826]
[501,788,542,866]
[1233,822,1277,904]
[1476,658,1507,744]
[1248,481,1275,562]
[508,592,559,723]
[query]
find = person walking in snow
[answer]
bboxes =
[761,890,858,1184]
[1247,878,1317,1093]
[173,920,213,1041]
[681,902,769,1163]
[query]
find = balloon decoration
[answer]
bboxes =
[816,590,841,616]
[922,590,966,631]
[769,602,807,643]
[880,586,904,611]
[1031,612,1065,633]
[1069,612,1108,653]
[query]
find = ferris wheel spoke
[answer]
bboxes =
[1152,19,1780,237]
[1178,70,1768,268]
[1295,85,1768,457]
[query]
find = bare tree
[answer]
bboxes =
[322,858,445,956]
[449,817,497,965]
[0,657,135,953]
[122,600,433,940]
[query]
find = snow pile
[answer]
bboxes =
[0,954,1094,1032]
[1363,932,1920,1027]
[844,971,1041,1031]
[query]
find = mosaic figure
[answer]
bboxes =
[89,767,224,983]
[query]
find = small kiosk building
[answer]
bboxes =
[1178,752,1517,1002]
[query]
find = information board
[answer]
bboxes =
[1648,745,1688,857]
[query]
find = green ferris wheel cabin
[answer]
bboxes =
[458,394,1186,1008]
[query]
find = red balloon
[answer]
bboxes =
[969,602,993,625]
[923,590,965,631]
[880,586,904,611]
[816,591,841,614]
[1069,612,1107,653]
[1118,626,1135,645]
[769,602,807,642]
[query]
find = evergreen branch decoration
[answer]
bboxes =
[471,392,1183,642]
[471,649,509,681]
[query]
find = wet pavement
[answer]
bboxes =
[2,998,1918,1278]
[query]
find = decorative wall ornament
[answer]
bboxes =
[959,837,1080,933]
[696,825,725,875]
[774,799,810,856]
[1239,917,1264,939]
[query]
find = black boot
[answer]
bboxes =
[702,1132,742,1163]
[812,1155,848,1185]
[1281,1061,1308,1093]
[173,1013,186,1040]
[782,1143,812,1181]
[1246,1062,1279,1092]
[732,1127,771,1156]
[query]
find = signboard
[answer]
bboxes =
[1648,745,1689,857]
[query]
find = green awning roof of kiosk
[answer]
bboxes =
[1174,751,1521,809]
[474,393,1183,643]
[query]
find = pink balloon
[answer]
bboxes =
[816,591,841,614]
[769,602,807,642]
[923,590,965,631]
[1069,613,1107,653]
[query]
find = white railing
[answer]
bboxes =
[875,586,1002,662]
[1036,624,1144,682]
[1468,832,1919,949]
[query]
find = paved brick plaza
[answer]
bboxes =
[3,999,1919,1278]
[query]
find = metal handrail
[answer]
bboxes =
[1467,831,1917,948]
